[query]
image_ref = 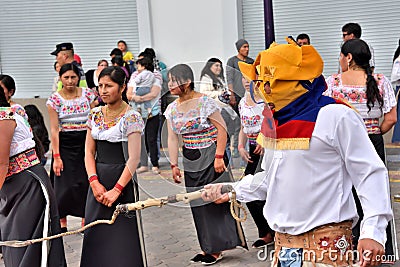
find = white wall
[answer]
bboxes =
[144,0,240,80]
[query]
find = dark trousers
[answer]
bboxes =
[140,114,160,167]
[245,144,274,238]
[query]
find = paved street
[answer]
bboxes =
[0,153,399,266]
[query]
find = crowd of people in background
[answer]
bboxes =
[0,21,400,266]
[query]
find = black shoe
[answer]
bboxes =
[201,254,223,265]
[190,253,204,263]
[252,239,267,248]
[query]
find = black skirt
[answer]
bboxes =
[182,144,247,254]
[81,140,146,267]
[53,130,89,218]
[0,164,66,267]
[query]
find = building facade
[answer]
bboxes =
[0,0,398,97]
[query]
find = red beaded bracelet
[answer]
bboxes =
[215,154,224,159]
[114,183,124,192]
[53,153,61,158]
[170,164,178,169]
[88,174,98,183]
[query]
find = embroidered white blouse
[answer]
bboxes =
[46,88,97,132]
[87,107,144,142]
[0,107,35,157]
[233,104,392,246]
[325,74,396,120]
[164,95,221,149]
[238,98,264,135]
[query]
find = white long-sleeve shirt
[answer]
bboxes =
[234,104,392,246]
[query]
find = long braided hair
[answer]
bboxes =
[341,39,383,112]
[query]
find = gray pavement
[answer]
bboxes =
[0,154,399,266]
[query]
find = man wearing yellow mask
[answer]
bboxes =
[202,38,393,267]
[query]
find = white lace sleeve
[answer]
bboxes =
[201,96,221,117]
[381,75,397,114]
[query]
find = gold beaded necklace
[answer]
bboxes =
[105,101,126,120]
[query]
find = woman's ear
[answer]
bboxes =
[121,84,126,93]
[346,53,353,65]
[185,80,192,89]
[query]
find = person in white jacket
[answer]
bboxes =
[199,58,239,161]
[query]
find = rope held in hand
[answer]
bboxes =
[0,210,121,248]
[0,184,245,247]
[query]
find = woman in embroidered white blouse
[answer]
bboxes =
[164,64,247,265]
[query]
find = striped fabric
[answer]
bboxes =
[182,126,218,149]
[246,133,259,145]
[363,118,381,134]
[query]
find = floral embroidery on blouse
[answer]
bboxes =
[46,88,96,131]
[87,106,144,141]
[328,74,384,104]
[325,73,397,134]
[0,107,15,120]
[11,104,31,130]
[325,73,396,114]
[164,95,220,135]
[164,95,221,149]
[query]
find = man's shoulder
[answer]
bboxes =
[246,57,254,64]
[318,104,360,124]
[226,56,237,64]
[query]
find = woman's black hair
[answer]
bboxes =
[341,39,383,112]
[111,55,124,67]
[24,104,50,158]
[200,58,225,90]
[98,66,128,103]
[143,48,156,59]
[0,74,16,97]
[393,39,400,63]
[53,61,59,71]
[59,63,81,86]
[111,56,131,80]
[168,64,195,92]
[136,57,154,72]
[0,84,9,107]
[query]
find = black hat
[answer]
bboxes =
[50,42,74,55]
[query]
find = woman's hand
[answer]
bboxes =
[239,147,253,163]
[102,188,121,207]
[90,181,107,203]
[172,167,182,183]
[214,158,226,173]
[253,144,264,155]
[53,158,64,176]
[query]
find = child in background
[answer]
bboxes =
[129,57,155,117]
